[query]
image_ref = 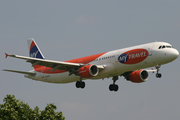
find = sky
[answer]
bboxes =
[0,0,180,120]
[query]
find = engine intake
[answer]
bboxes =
[129,70,149,83]
[78,65,99,78]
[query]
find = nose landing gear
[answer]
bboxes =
[155,65,162,78]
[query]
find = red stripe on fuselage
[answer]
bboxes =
[66,52,106,64]
[123,49,148,64]
[34,52,107,74]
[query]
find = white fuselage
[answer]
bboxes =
[25,42,179,83]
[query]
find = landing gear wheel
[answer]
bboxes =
[109,84,114,91]
[109,84,119,92]
[76,81,81,88]
[76,81,85,89]
[156,73,162,78]
[81,81,85,89]
[114,84,119,92]
[158,73,162,78]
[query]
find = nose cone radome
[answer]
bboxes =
[163,49,179,64]
[173,49,179,58]
[171,49,179,61]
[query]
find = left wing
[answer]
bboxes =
[5,53,105,72]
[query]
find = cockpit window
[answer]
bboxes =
[166,45,172,48]
[158,45,173,49]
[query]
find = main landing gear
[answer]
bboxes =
[76,77,85,89]
[155,65,162,78]
[109,76,119,92]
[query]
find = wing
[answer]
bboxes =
[5,53,105,72]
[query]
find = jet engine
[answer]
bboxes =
[129,70,149,83]
[78,64,99,78]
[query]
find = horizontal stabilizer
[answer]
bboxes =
[3,69,36,76]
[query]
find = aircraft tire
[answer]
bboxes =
[158,73,162,78]
[109,84,119,91]
[109,84,114,91]
[156,73,162,78]
[76,81,85,89]
[81,81,85,89]
[76,81,81,88]
[114,84,119,92]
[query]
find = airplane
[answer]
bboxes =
[3,39,179,92]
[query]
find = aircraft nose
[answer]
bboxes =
[171,49,179,60]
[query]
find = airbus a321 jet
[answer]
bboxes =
[4,39,179,91]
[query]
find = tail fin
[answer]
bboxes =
[27,38,45,59]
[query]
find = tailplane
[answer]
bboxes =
[3,69,36,76]
[27,38,45,59]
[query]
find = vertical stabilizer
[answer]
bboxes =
[27,38,45,59]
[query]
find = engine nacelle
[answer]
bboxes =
[78,64,99,78]
[129,70,149,83]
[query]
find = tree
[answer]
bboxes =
[0,94,65,120]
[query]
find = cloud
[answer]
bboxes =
[75,16,98,25]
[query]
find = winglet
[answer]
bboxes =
[5,53,9,58]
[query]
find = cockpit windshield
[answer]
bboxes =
[158,45,173,49]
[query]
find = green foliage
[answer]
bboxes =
[0,94,65,120]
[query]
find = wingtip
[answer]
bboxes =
[5,53,9,58]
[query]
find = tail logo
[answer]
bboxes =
[30,51,39,58]
[118,49,148,64]
[29,41,43,59]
